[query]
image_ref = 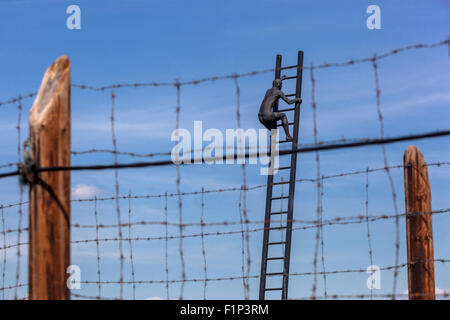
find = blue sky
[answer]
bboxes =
[0,0,449,300]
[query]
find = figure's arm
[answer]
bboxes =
[279,91,302,105]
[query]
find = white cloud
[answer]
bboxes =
[145,296,163,300]
[71,184,102,199]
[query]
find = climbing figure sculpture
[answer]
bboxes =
[258,75,302,141]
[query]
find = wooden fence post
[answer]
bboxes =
[28,56,71,300]
[403,146,435,300]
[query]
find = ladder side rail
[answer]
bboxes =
[282,51,304,300]
[259,54,282,300]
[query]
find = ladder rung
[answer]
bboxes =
[278,108,295,112]
[282,75,296,80]
[271,196,288,200]
[268,226,287,231]
[273,181,291,185]
[270,211,288,215]
[266,256,285,261]
[266,272,284,276]
[265,287,283,291]
[268,241,286,245]
[278,166,291,170]
[280,65,297,70]
[285,94,296,97]
[278,139,292,144]
[276,122,294,127]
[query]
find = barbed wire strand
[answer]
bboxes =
[365,168,374,300]
[71,291,450,301]
[319,177,327,298]
[66,132,443,160]
[1,161,448,219]
[3,207,449,253]
[238,188,248,299]
[66,206,450,232]
[111,90,124,299]
[296,292,450,300]
[174,80,186,299]
[127,191,136,300]
[14,94,23,300]
[70,259,450,288]
[64,208,450,248]
[371,55,401,299]
[1,39,448,110]
[0,92,36,108]
[200,188,208,300]
[0,163,18,170]
[66,206,450,231]
[233,74,251,299]
[60,40,450,91]
[1,131,449,181]
[93,196,102,298]
[0,284,28,293]
[1,206,6,299]
[310,63,321,299]
[72,149,171,158]
[164,192,170,300]
[1,161,448,217]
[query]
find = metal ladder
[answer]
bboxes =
[259,51,304,300]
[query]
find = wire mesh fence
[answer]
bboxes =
[0,38,449,300]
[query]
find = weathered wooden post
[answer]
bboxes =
[403,146,435,300]
[28,56,71,300]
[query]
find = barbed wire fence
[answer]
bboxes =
[0,38,449,300]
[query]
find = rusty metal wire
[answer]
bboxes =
[1,206,6,299]
[1,38,448,109]
[164,192,170,299]
[14,95,24,300]
[318,177,327,298]
[0,163,18,170]
[365,168,374,300]
[0,284,27,293]
[200,188,208,300]
[238,188,248,299]
[71,149,171,158]
[127,192,136,300]
[371,55,401,299]
[67,259,450,296]
[298,38,450,70]
[234,74,251,299]
[1,130,449,180]
[310,63,327,299]
[93,196,102,298]
[298,292,450,300]
[174,80,186,300]
[0,92,36,108]
[64,208,450,246]
[110,90,125,299]
[0,161,448,217]
[2,197,450,299]
[70,68,274,92]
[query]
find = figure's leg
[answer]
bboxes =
[273,112,292,141]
